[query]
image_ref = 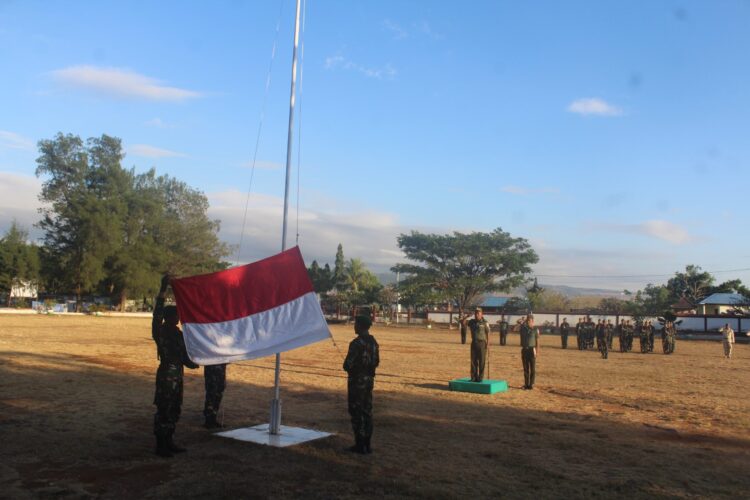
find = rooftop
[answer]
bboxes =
[698,293,749,305]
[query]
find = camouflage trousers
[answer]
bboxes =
[348,376,374,440]
[500,331,508,346]
[153,363,184,437]
[560,333,568,349]
[723,341,733,358]
[597,336,608,359]
[663,335,675,354]
[640,335,650,353]
[203,364,227,418]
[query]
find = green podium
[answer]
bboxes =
[449,377,508,394]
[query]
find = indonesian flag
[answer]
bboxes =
[171,247,331,365]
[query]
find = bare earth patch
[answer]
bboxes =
[0,315,748,498]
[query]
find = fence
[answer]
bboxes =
[426,311,749,334]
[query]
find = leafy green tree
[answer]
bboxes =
[36,132,230,310]
[341,258,382,306]
[707,279,750,297]
[36,134,125,309]
[392,228,538,312]
[307,260,334,294]
[597,297,628,314]
[333,243,346,288]
[0,221,40,306]
[666,265,714,304]
[528,289,570,312]
[631,283,673,315]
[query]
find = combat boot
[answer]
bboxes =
[204,414,224,429]
[348,436,366,454]
[166,431,187,453]
[155,435,173,458]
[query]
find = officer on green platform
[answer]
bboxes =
[498,315,510,346]
[465,307,490,382]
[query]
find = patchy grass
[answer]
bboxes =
[1,315,748,498]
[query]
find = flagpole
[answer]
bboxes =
[270,0,302,436]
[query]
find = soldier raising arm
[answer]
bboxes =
[152,274,199,457]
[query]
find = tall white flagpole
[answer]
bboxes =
[270,0,302,436]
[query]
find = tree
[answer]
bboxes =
[333,243,346,288]
[666,265,714,304]
[392,228,538,312]
[0,221,40,306]
[36,133,125,309]
[707,279,750,297]
[632,283,673,315]
[307,260,334,294]
[341,258,382,306]
[597,297,628,314]
[35,133,230,310]
[528,289,570,312]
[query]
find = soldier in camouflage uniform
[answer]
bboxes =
[586,316,596,349]
[203,363,227,429]
[647,320,655,352]
[606,319,614,350]
[576,318,584,350]
[559,317,570,349]
[465,307,491,382]
[458,312,469,345]
[639,322,650,353]
[661,321,676,354]
[596,320,608,359]
[520,315,540,389]
[343,315,380,454]
[498,315,510,346]
[152,275,199,457]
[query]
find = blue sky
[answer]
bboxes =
[1,0,749,290]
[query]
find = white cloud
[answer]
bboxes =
[567,97,623,116]
[128,144,187,158]
[208,189,409,270]
[240,160,283,170]
[0,172,43,238]
[500,185,559,195]
[0,130,34,151]
[590,219,695,244]
[51,65,202,101]
[324,55,397,80]
[383,19,408,39]
[144,117,176,129]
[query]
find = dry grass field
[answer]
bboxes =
[1,314,749,499]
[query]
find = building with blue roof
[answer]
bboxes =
[696,293,749,315]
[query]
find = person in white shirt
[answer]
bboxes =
[719,324,735,359]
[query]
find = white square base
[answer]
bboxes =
[215,424,333,448]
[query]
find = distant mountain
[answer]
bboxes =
[539,284,623,298]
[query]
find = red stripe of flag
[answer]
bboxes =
[171,246,314,324]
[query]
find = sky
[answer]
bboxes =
[1,0,749,291]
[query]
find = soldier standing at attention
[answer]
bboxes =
[576,317,584,350]
[606,319,614,350]
[498,315,510,346]
[343,315,380,454]
[520,315,540,389]
[465,307,491,382]
[647,320,656,352]
[719,323,735,359]
[203,364,227,429]
[639,322,650,354]
[152,275,199,457]
[560,317,570,349]
[596,320,608,359]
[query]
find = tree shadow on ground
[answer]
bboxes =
[1,350,749,499]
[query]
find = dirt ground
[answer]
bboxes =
[1,315,748,499]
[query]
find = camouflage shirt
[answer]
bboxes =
[344,333,380,378]
[468,318,490,342]
[152,297,198,369]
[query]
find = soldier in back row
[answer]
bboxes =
[498,315,510,346]
[596,319,608,359]
[559,317,570,349]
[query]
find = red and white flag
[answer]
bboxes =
[171,247,330,365]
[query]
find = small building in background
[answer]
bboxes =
[671,297,696,315]
[696,293,749,315]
